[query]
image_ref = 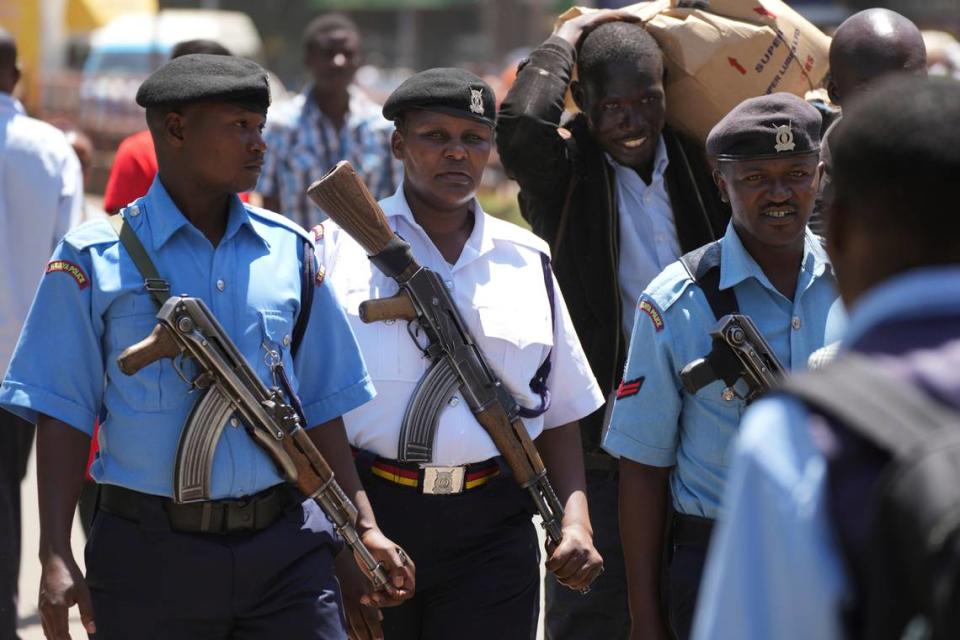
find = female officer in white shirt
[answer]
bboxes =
[320,68,605,640]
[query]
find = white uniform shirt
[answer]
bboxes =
[322,187,604,465]
[0,93,83,373]
[610,138,680,336]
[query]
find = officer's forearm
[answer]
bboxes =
[306,416,379,535]
[536,421,592,534]
[36,415,90,560]
[619,458,671,624]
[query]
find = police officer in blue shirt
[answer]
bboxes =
[602,93,846,640]
[692,76,960,640]
[0,54,412,639]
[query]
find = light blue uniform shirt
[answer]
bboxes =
[603,222,845,517]
[692,267,960,640]
[0,178,375,499]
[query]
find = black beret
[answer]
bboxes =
[383,68,496,127]
[136,54,270,112]
[707,93,821,161]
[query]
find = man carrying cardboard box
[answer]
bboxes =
[497,10,728,639]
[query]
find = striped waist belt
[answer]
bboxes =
[355,450,501,495]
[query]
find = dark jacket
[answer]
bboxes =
[497,36,729,453]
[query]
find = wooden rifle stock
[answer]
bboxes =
[307,161,400,260]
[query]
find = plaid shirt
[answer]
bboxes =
[258,86,400,228]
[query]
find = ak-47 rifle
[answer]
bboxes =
[306,161,566,547]
[680,313,787,404]
[117,295,389,590]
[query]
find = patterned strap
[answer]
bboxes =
[518,252,556,420]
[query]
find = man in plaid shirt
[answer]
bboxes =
[258,13,400,228]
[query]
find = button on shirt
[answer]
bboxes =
[603,222,846,518]
[610,138,680,335]
[692,267,960,640]
[0,178,375,499]
[258,86,401,229]
[321,187,605,465]
[0,93,84,374]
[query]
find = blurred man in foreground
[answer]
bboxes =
[694,75,960,640]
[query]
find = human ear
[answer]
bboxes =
[391,128,404,160]
[712,168,730,203]
[571,80,586,112]
[163,112,186,148]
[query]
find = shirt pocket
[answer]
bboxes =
[105,307,191,412]
[475,303,554,400]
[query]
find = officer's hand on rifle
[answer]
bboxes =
[358,527,415,606]
[545,522,605,592]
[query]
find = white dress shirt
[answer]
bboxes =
[610,138,680,336]
[321,186,605,465]
[0,93,83,373]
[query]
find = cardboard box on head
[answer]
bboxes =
[558,0,831,144]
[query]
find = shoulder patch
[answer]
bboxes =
[638,297,664,332]
[616,377,645,399]
[46,260,89,289]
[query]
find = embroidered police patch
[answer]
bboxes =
[45,260,89,289]
[617,377,645,399]
[638,299,664,332]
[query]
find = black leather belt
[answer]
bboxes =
[98,484,298,535]
[671,513,715,548]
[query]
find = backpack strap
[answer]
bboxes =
[291,239,315,358]
[108,213,170,309]
[679,240,739,320]
[518,251,556,420]
[783,354,960,458]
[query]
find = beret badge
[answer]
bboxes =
[774,123,796,153]
[470,88,485,116]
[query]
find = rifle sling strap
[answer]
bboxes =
[108,210,314,355]
[109,213,171,309]
[679,240,739,320]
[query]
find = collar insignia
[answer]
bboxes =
[774,123,796,153]
[469,88,484,116]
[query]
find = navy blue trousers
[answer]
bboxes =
[545,471,630,640]
[358,461,540,640]
[84,492,345,640]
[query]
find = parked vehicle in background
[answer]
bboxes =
[79,9,266,144]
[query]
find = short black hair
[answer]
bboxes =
[303,13,358,50]
[831,75,960,261]
[577,21,663,84]
[171,39,231,59]
[0,27,16,70]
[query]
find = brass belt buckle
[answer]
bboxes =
[421,466,466,495]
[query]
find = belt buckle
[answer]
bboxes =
[421,466,466,495]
